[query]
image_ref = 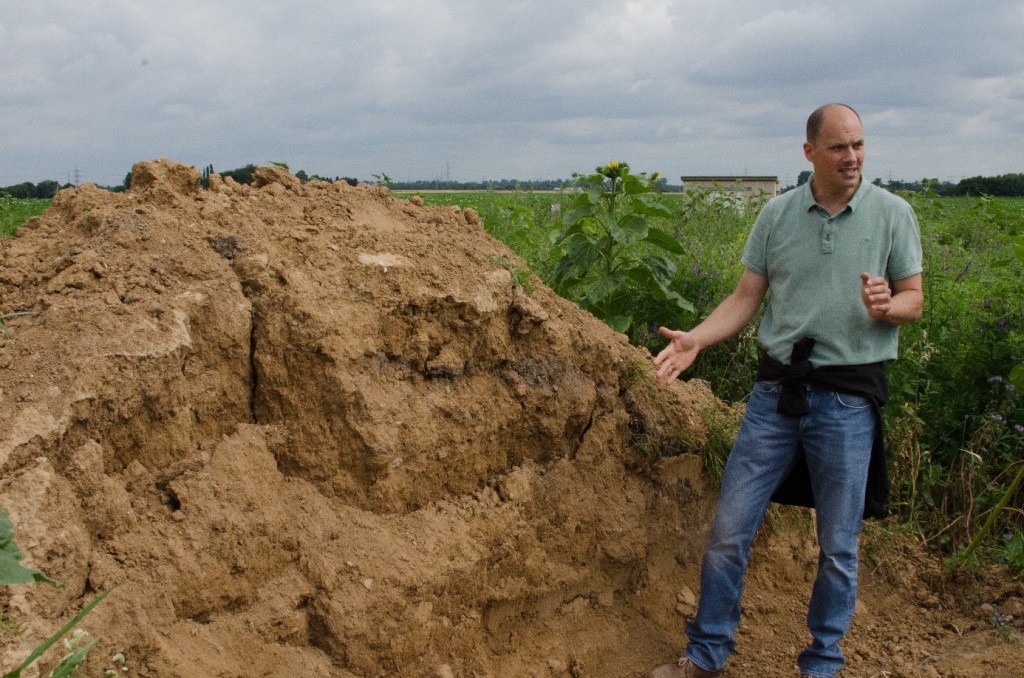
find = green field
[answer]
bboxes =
[0,197,49,238]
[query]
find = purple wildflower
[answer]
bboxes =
[992,611,1012,626]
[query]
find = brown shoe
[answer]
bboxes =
[648,656,723,678]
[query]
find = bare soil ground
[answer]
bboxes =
[1,160,1021,677]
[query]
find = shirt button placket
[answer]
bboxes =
[821,217,835,254]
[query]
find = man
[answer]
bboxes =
[649,103,923,678]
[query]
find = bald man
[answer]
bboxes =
[649,104,923,678]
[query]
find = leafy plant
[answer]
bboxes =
[0,509,56,586]
[549,162,693,340]
[481,198,556,276]
[485,254,535,294]
[1008,232,1024,390]
[2,508,110,678]
[1005,531,1024,571]
[698,404,742,484]
[662,185,761,402]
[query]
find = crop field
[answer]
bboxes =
[0,197,49,238]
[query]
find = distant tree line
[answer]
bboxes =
[942,173,1024,197]
[788,169,1024,197]
[0,179,72,199]
[877,174,1024,197]
[873,177,956,193]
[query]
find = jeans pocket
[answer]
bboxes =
[753,380,782,396]
[836,392,871,410]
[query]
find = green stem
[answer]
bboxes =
[3,589,111,678]
[960,462,1024,562]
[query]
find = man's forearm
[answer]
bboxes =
[880,273,924,326]
[882,289,924,326]
[691,284,764,349]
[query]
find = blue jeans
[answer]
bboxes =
[684,382,875,678]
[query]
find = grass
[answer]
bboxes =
[0,198,49,238]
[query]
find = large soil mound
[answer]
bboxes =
[1,160,1021,677]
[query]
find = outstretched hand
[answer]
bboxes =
[653,326,700,384]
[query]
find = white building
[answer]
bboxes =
[680,176,781,198]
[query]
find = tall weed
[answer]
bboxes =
[873,193,1024,564]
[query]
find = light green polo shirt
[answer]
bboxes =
[741,177,923,367]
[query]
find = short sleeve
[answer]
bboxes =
[887,201,923,281]
[741,201,773,276]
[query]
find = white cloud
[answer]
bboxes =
[0,0,1021,186]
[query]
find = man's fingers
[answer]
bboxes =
[658,325,681,340]
[653,327,699,382]
[655,362,680,384]
[654,327,681,367]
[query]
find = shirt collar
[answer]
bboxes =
[799,179,818,212]
[801,174,870,214]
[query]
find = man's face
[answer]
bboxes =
[803,107,864,196]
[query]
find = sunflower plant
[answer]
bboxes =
[550,162,693,340]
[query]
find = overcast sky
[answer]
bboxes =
[2,1,1022,188]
